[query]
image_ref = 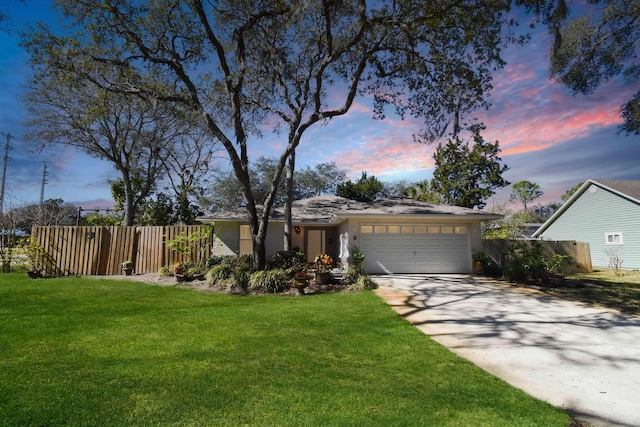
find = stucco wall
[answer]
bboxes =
[211,221,239,255]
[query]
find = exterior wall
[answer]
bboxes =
[211,221,284,257]
[469,221,483,257]
[211,221,240,256]
[539,184,640,269]
[265,222,285,256]
[211,217,490,273]
[291,226,305,252]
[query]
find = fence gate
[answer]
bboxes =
[31,225,212,276]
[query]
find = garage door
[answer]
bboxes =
[358,224,470,274]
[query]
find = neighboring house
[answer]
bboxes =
[533,179,640,270]
[200,195,501,274]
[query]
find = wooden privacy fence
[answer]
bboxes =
[31,225,213,276]
[482,239,593,274]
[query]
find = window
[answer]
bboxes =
[374,225,387,233]
[239,224,252,255]
[605,232,624,245]
[414,225,427,233]
[387,225,400,233]
[360,225,373,234]
[401,225,414,234]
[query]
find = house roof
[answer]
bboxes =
[200,195,502,224]
[595,180,640,202]
[532,179,640,237]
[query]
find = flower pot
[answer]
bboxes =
[474,261,483,275]
[315,271,331,285]
[27,270,42,279]
[123,267,133,276]
[293,276,308,294]
[175,273,186,283]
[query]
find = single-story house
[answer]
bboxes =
[533,179,640,270]
[200,195,501,274]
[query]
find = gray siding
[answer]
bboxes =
[539,184,640,269]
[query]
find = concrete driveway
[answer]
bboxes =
[372,274,640,427]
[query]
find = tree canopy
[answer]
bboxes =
[510,180,543,211]
[21,0,557,268]
[431,130,509,209]
[336,172,386,203]
[561,182,584,202]
[549,0,640,134]
[405,180,441,203]
[201,159,348,212]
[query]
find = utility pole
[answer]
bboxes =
[39,162,47,206]
[0,132,10,216]
[0,133,10,272]
[38,162,47,226]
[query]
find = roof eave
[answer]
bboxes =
[335,213,503,221]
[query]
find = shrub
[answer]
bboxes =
[267,250,306,270]
[505,242,548,283]
[605,248,624,276]
[352,275,375,291]
[504,242,573,283]
[205,255,235,269]
[206,260,252,291]
[248,269,291,293]
[158,266,173,277]
[206,264,235,286]
[545,253,573,274]
[206,254,252,268]
[341,265,375,291]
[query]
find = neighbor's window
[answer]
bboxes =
[239,224,252,255]
[605,232,623,245]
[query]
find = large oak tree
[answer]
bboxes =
[549,0,640,134]
[22,0,555,269]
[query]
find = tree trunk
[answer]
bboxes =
[252,228,266,271]
[283,151,295,251]
[122,173,135,226]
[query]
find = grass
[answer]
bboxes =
[540,268,640,315]
[0,272,570,426]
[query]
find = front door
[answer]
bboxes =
[306,229,326,263]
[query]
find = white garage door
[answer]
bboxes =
[358,224,470,274]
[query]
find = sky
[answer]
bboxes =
[1,1,639,214]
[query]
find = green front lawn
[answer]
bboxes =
[0,273,569,426]
[546,269,640,315]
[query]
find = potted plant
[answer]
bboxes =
[292,270,309,294]
[173,263,186,282]
[472,251,488,275]
[122,260,134,276]
[352,247,365,267]
[314,254,333,285]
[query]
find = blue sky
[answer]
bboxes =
[1,1,639,213]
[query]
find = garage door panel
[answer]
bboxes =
[360,223,470,274]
